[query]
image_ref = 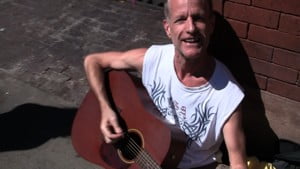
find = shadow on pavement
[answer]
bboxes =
[0,103,77,152]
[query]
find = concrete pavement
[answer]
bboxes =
[0,0,168,168]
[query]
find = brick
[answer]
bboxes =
[249,58,298,83]
[213,0,224,14]
[255,74,268,90]
[273,48,300,70]
[248,25,300,52]
[227,19,248,38]
[279,14,300,36]
[224,2,280,28]
[241,39,273,61]
[229,0,251,5]
[267,78,300,102]
[253,0,300,16]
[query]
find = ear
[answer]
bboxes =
[163,19,172,39]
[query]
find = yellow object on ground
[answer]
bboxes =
[247,156,276,169]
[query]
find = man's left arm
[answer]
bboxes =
[223,105,248,169]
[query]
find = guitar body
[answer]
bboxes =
[71,70,186,169]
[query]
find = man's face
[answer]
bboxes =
[164,0,214,60]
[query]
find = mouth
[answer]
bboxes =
[182,37,202,45]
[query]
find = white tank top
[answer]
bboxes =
[142,44,244,168]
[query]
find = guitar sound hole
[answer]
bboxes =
[116,129,144,163]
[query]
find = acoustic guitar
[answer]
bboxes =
[71,70,186,169]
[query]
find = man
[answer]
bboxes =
[83,0,247,168]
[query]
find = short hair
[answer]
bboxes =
[164,0,213,19]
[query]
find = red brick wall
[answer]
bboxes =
[214,0,300,102]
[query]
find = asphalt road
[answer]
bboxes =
[0,0,168,168]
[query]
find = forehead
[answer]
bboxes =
[168,0,209,17]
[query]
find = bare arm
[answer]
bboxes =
[223,105,248,169]
[83,48,147,143]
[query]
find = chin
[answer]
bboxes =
[182,49,203,59]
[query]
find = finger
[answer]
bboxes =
[101,123,123,143]
[102,127,119,144]
[104,136,121,144]
[100,124,114,142]
[110,118,123,134]
[104,136,112,144]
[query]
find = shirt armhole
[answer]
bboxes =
[142,45,157,85]
[216,86,245,139]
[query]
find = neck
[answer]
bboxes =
[174,53,215,87]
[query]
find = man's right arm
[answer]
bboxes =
[83,48,147,143]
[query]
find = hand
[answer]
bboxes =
[100,107,124,144]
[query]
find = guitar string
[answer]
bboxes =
[126,140,155,169]
[124,134,161,169]
[123,133,155,168]
[121,133,157,168]
[126,138,159,169]
[128,140,161,168]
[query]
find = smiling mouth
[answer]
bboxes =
[183,37,202,45]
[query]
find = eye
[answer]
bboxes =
[174,17,186,24]
[193,15,205,22]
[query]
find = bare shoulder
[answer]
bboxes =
[118,48,148,72]
[123,48,148,56]
[84,48,148,72]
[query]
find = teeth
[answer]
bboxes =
[184,39,198,43]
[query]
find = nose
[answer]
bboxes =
[186,17,196,33]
